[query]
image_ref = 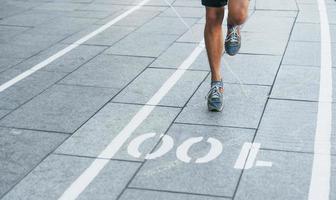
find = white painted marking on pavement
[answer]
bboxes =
[255,161,272,167]
[0,0,151,93]
[234,142,261,169]
[308,0,332,199]
[58,39,205,199]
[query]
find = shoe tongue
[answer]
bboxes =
[211,80,223,88]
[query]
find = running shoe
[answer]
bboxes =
[207,80,224,112]
[225,25,241,56]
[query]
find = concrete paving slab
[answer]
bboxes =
[113,68,208,107]
[240,32,289,55]
[62,25,136,46]
[0,11,56,27]
[255,99,318,153]
[60,54,153,89]
[56,103,180,161]
[291,23,336,43]
[242,14,295,34]
[221,54,282,85]
[0,58,23,73]
[176,80,269,129]
[120,188,230,200]
[105,32,179,57]
[331,156,336,200]
[283,41,336,67]
[271,65,320,101]
[130,123,254,197]
[0,84,117,133]
[159,6,204,18]
[1,154,140,200]
[110,9,161,27]
[0,110,10,119]
[0,128,67,197]
[0,42,49,59]
[0,70,67,110]
[235,150,313,200]
[256,0,298,11]
[135,16,198,35]
[177,23,204,43]
[0,25,30,43]
[12,44,107,73]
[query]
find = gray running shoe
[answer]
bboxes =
[225,25,241,56]
[207,80,224,112]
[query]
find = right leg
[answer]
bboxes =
[204,7,225,82]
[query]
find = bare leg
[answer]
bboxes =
[228,0,249,25]
[204,7,225,82]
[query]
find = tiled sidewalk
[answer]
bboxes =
[0,0,336,199]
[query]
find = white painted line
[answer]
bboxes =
[234,142,261,169]
[234,142,252,169]
[255,160,272,167]
[244,143,260,169]
[58,39,205,199]
[308,0,332,199]
[0,0,151,93]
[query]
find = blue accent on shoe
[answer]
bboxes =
[225,25,241,56]
[207,80,224,112]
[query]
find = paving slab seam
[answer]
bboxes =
[127,186,233,199]
[0,24,34,28]
[269,97,321,103]
[259,147,328,156]
[0,125,71,135]
[103,53,157,59]
[232,9,299,200]
[173,121,257,131]
[52,152,144,164]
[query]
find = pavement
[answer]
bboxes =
[0,0,336,199]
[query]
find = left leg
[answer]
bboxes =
[225,0,249,56]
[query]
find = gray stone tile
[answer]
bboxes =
[0,84,117,133]
[0,25,30,43]
[243,14,295,34]
[0,11,56,27]
[0,70,67,110]
[105,32,179,57]
[177,23,204,43]
[0,58,23,73]
[113,68,208,107]
[0,42,49,59]
[0,109,10,119]
[60,54,153,89]
[159,6,204,18]
[291,23,336,43]
[149,42,209,71]
[239,32,289,55]
[176,79,269,128]
[56,103,180,161]
[1,155,140,200]
[0,128,67,197]
[130,123,254,197]
[283,41,336,67]
[222,54,282,85]
[271,65,320,101]
[135,16,198,35]
[255,99,318,153]
[235,150,312,200]
[120,189,230,200]
[256,0,298,10]
[12,44,107,73]
[61,25,136,46]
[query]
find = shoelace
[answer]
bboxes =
[207,85,222,99]
[226,26,240,43]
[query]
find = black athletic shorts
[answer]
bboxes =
[202,0,228,7]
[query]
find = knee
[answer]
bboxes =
[205,9,224,28]
[229,8,248,25]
